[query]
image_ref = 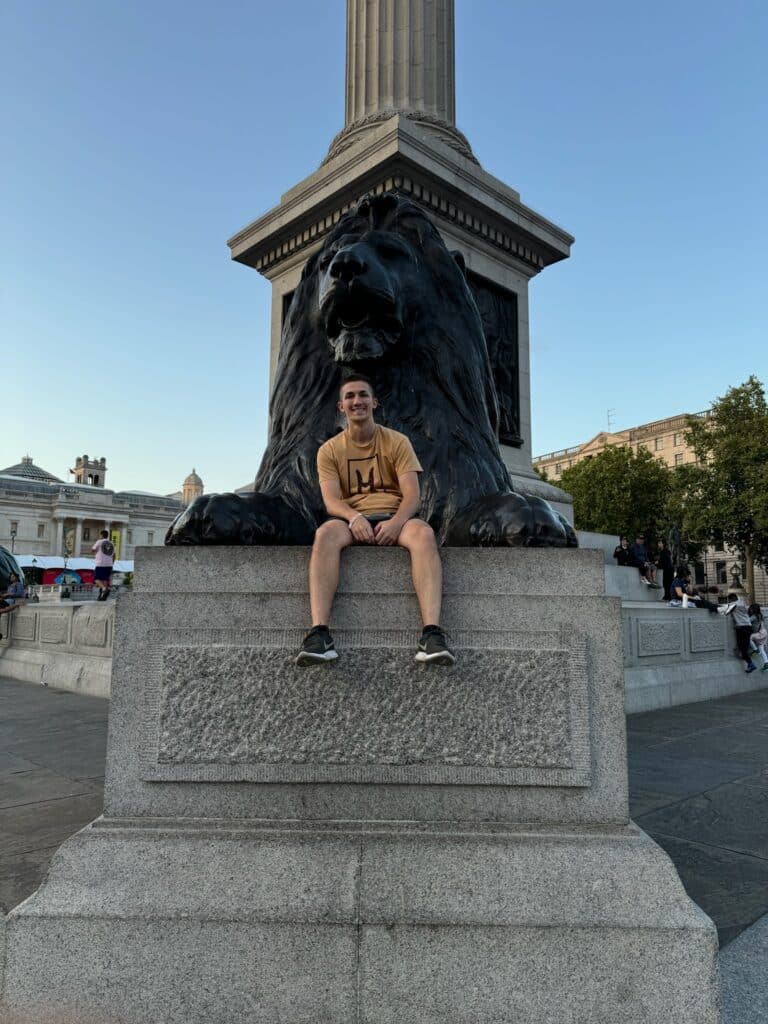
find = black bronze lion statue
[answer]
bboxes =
[167,192,575,548]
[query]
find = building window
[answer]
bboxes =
[674,453,684,467]
[555,464,562,475]
[147,531,155,545]
[674,432,684,446]
[654,437,664,451]
[694,563,705,585]
[715,560,727,584]
[83,527,91,541]
[37,523,45,538]
[10,520,18,533]
[127,529,133,544]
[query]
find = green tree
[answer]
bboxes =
[559,445,672,541]
[681,376,768,601]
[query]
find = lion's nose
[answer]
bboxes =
[329,248,366,283]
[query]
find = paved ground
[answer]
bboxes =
[627,688,768,948]
[2,675,767,951]
[0,679,107,915]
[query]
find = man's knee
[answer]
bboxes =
[312,519,351,552]
[400,518,438,551]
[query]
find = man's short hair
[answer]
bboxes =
[339,373,375,398]
[100,529,109,538]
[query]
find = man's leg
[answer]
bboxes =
[397,519,442,625]
[735,625,755,669]
[398,520,455,665]
[309,520,353,626]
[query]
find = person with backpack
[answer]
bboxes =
[91,530,116,601]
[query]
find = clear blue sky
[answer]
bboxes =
[4,1,766,494]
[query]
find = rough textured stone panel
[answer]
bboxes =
[637,620,683,657]
[73,615,108,649]
[11,611,37,642]
[39,615,69,645]
[689,619,726,654]
[142,630,591,787]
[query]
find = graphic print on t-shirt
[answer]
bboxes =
[348,455,382,496]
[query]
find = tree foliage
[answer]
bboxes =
[558,445,672,541]
[681,376,768,597]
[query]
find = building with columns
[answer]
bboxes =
[0,456,201,560]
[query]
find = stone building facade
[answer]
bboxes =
[532,410,712,482]
[0,456,201,561]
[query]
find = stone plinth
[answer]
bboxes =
[0,547,720,1024]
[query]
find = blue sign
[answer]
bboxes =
[54,571,82,585]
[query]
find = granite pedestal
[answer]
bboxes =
[0,547,720,1023]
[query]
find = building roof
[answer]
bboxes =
[0,455,63,483]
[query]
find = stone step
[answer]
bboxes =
[134,545,605,597]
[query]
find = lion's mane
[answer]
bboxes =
[254,192,513,542]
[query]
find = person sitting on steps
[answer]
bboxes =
[669,569,719,613]
[296,373,455,667]
[627,534,661,588]
[0,572,26,639]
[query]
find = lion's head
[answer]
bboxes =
[256,192,510,537]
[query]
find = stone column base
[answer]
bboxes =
[2,818,718,1024]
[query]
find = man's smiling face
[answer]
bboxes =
[338,380,378,425]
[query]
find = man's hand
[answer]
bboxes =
[374,517,405,546]
[349,515,376,544]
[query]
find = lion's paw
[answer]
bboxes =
[445,493,577,548]
[165,492,314,546]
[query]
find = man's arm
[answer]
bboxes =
[374,471,420,546]
[319,478,375,543]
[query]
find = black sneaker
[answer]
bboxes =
[415,625,455,666]
[296,626,338,665]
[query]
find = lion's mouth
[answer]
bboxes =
[320,283,403,363]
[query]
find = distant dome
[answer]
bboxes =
[0,455,63,484]
[182,468,204,505]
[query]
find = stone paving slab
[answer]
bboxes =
[0,679,108,914]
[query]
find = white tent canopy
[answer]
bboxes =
[15,555,134,573]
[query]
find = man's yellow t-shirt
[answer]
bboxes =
[316,425,423,515]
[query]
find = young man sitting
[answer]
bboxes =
[627,534,661,587]
[296,374,455,667]
[669,570,719,613]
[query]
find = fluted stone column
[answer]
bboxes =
[54,517,64,556]
[74,517,83,557]
[328,0,473,161]
[345,0,455,124]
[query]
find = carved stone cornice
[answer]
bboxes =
[244,173,548,277]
